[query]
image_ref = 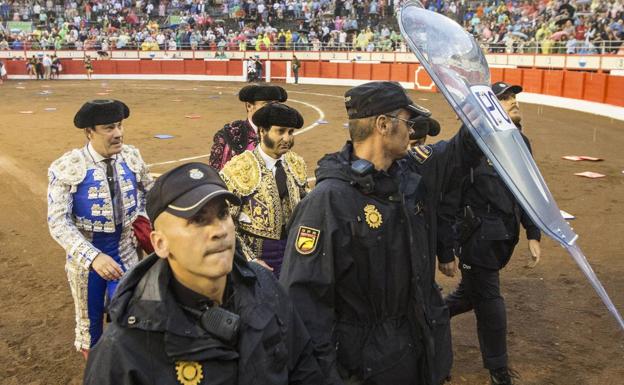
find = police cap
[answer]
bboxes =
[491,82,523,97]
[344,81,431,119]
[146,162,241,223]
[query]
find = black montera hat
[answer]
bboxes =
[147,162,241,223]
[491,82,523,97]
[73,99,130,129]
[345,81,431,119]
[238,84,288,103]
[252,103,304,129]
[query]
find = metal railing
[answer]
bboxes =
[2,39,622,55]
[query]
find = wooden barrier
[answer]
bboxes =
[3,58,623,107]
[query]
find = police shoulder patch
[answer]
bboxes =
[295,226,320,255]
[410,145,433,164]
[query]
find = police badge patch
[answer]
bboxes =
[295,226,320,255]
[364,204,383,229]
[175,361,203,385]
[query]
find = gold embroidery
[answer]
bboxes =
[220,151,261,196]
[284,151,308,186]
[222,149,308,241]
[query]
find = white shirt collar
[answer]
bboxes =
[87,142,116,163]
[257,145,283,172]
[248,118,258,134]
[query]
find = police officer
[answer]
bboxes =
[83,162,323,385]
[280,81,481,385]
[443,82,542,385]
[208,84,288,170]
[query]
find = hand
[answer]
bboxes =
[91,253,124,281]
[253,259,274,271]
[438,259,458,277]
[526,239,541,268]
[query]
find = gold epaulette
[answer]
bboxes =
[284,151,308,186]
[220,151,261,196]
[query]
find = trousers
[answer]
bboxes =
[66,225,127,350]
[444,262,508,370]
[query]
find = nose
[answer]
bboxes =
[113,124,123,137]
[210,217,229,240]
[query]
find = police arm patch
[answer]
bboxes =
[410,144,433,164]
[295,226,320,255]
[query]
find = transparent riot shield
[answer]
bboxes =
[398,1,623,330]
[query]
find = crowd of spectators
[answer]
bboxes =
[0,0,622,55]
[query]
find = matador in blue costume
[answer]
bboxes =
[47,100,153,356]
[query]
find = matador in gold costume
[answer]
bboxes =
[220,103,308,277]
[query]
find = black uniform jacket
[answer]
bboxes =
[83,248,323,385]
[280,130,479,385]
[452,131,541,270]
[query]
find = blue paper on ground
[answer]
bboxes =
[154,134,175,139]
[316,120,329,124]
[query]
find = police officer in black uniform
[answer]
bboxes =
[443,82,542,385]
[83,162,323,385]
[280,81,481,385]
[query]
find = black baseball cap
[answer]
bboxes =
[345,81,431,119]
[409,116,441,139]
[491,82,523,97]
[146,162,240,223]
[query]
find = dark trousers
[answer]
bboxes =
[444,262,508,370]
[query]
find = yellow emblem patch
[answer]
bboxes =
[175,361,203,385]
[295,226,321,255]
[364,204,383,229]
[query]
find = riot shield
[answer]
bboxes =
[398,1,623,330]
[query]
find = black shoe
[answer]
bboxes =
[490,367,519,385]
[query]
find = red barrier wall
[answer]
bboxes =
[522,69,544,93]
[184,60,205,75]
[390,63,409,83]
[271,61,287,79]
[161,60,185,75]
[605,76,624,107]
[562,71,585,100]
[3,59,623,107]
[503,68,523,87]
[338,63,353,79]
[320,62,338,78]
[583,73,608,103]
[490,68,505,83]
[542,70,564,97]
[353,63,372,80]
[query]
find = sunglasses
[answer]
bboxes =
[385,114,419,131]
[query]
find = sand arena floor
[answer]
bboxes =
[0,79,623,385]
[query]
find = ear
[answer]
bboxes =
[150,230,170,260]
[375,115,390,136]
